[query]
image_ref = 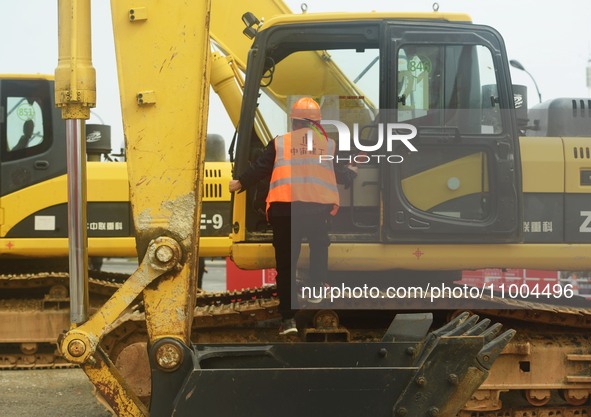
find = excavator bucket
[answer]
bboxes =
[149,312,514,417]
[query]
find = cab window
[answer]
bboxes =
[397,44,502,135]
[1,80,52,161]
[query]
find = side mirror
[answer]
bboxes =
[86,124,112,160]
[242,12,260,40]
[512,84,528,129]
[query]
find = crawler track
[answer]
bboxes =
[2,270,591,413]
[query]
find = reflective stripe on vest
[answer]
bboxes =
[266,130,339,215]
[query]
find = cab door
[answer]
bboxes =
[382,23,521,243]
[0,77,66,238]
[1,78,65,197]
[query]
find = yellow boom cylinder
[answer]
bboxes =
[211,52,242,128]
[55,0,96,120]
[54,0,96,323]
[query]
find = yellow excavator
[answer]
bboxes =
[0,73,231,367]
[0,0,297,368]
[0,0,373,371]
[0,75,231,261]
[50,1,591,417]
[0,0,372,370]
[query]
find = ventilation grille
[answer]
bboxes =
[204,183,223,199]
[574,147,591,159]
[203,168,225,199]
[205,169,222,178]
[572,99,591,118]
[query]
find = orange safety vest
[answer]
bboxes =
[266,129,339,217]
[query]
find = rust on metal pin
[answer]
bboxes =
[155,342,183,370]
[68,339,87,357]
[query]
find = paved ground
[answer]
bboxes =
[0,258,228,416]
[0,368,112,417]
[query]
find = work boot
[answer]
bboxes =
[279,318,298,335]
[307,282,331,304]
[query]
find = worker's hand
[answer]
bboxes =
[229,179,242,193]
[347,165,359,175]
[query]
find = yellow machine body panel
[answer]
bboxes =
[401,152,489,212]
[564,137,591,194]
[519,136,564,193]
[1,74,54,81]
[0,163,135,257]
[0,159,232,258]
[0,237,135,258]
[231,242,591,272]
[1,162,128,235]
[262,11,472,26]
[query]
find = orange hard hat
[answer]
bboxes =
[290,97,321,121]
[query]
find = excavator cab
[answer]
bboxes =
[232,16,522,287]
[1,77,60,195]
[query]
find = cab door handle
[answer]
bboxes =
[34,160,49,170]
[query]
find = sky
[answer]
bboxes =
[1,0,590,154]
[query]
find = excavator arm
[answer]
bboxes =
[109,0,210,347]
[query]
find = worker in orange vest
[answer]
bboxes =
[229,97,357,335]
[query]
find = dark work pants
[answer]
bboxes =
[269,212,331,320]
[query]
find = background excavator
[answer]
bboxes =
[37,1,591,416]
